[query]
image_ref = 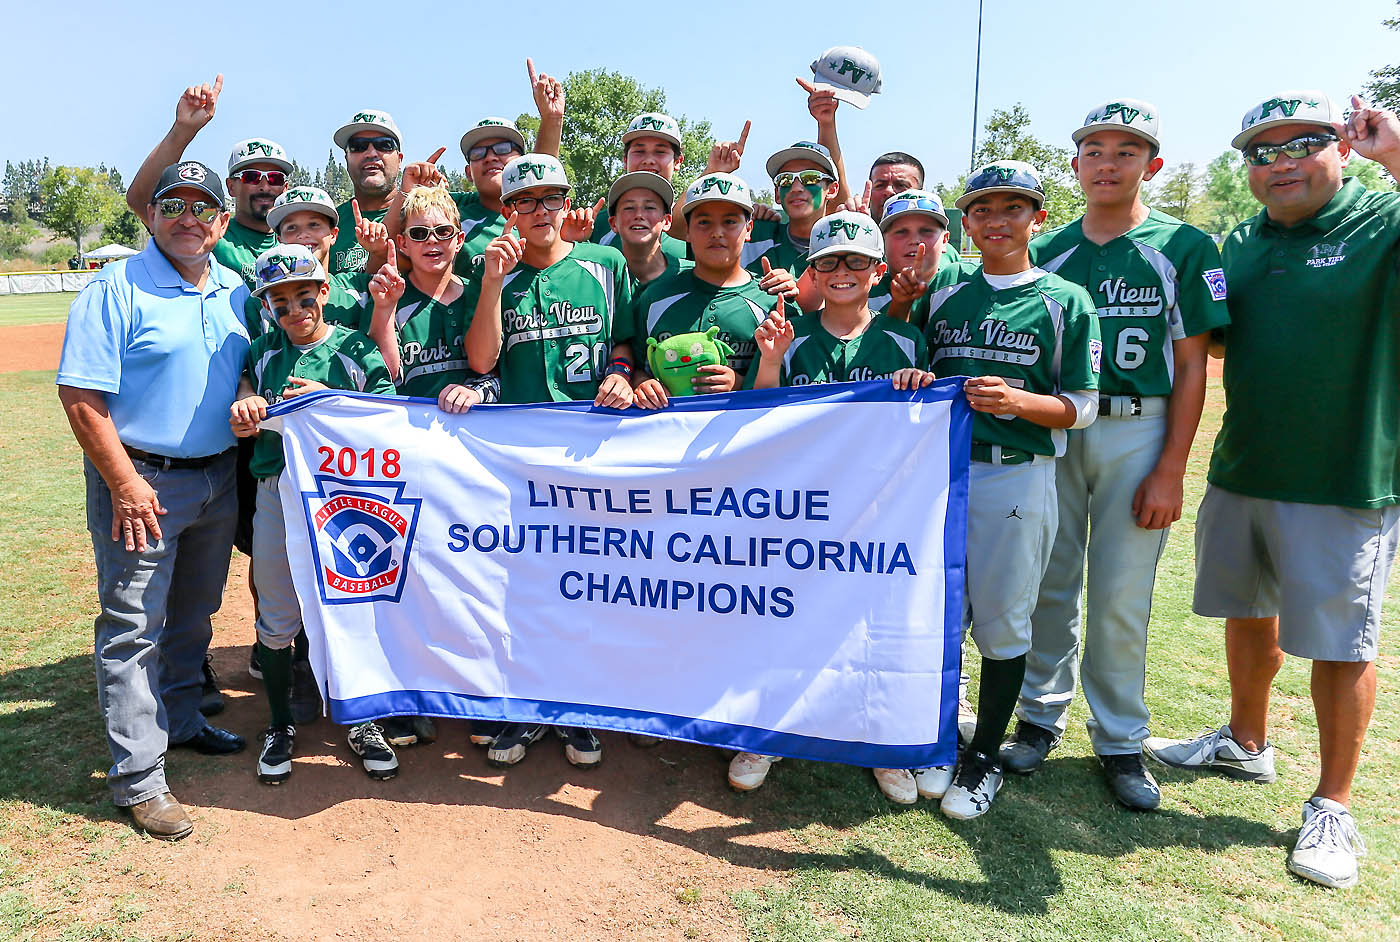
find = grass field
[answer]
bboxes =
[0,362,1396,941]
[0,293,75,327]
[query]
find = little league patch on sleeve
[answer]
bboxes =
[1203,269,1227,301]
[1089,339,1103,373]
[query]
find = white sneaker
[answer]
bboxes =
[728,753,780,791]
[1287,797,1366,889]
[1142,724,1276,783]
[940,751,1003,820]
[913,765,955,800]
[872,768,917,804]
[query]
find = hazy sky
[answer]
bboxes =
[6,0,1396,190]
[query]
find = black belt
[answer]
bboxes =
[969,443,1038,465]
[1100,395,1143,416]
[124,445,233,471]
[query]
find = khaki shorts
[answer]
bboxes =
[1193,485,1399,661]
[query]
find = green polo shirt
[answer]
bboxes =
[1210,178,1400,508]
[213,219,278,289]
[329,198,388,275]
[1031,210,1230,397]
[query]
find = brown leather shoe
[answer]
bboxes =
[127,792,193,841]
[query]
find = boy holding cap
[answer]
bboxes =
[230,244,397,784]
[466,153,635,768]
[1001,100,1229,812]
[919,161,1101,820]
[743,210,934,802]
[329,109,403,274]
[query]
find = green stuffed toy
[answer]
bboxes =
[645,327,735,396]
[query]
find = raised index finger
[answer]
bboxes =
[506,211,520,235]
[795,77,816,93]
[427,146,446,165]
[527,57,538,85]
[352,198,363,224]
[211,73,224,98]
[737,120,751,151]
[385,241,397,268]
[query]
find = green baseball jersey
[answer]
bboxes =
[213,220,278,288]
[906,256,982,331]
[869,249,975,317]
[1031,209,1230,397]
[632,269,779,378]
[242,273,371,339]
[635,252,690,290]
[451,191,506,278]
[743,219,810,279]
[388,279,480,399]
[750,313,928,387]
[923,268,1101,457]
[245,324,394,478]
[590,209,688,261]
[490,242,633,404]
[329,199,387,274]
[1210,179,1400,508]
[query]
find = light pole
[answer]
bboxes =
[970,0,984,173]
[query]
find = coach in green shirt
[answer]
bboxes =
[1144,92,1400,891]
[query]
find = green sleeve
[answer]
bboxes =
[360,343,397,395]
[612,259,636,350]
[1057,286,1102,392]
[1177,232,1231,338]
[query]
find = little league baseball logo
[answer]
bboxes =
[303,477,422,604]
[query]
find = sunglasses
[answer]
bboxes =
[774,170,833,188]
[468,140,522,162]
[157,197,220,223]
[1243,132,1339,167]
[883,196,944,220]
[237,169,287,187]
[405,224,459,242]
[507,193,567,214]
[346,136,399,154]
[810,253,878,273]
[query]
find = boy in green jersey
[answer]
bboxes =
[921,162,1102,820]
[466,153,635,769]
[745,141,842,278]
[244,186,391,337]
[230,245,397,785]
[744,211,933,803]
[603,171,685,288]
[1000,100,1229,812]
[1145,93,1400,890]
[629,172,786,408]
[871,189,957,318]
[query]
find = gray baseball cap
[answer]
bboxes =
[227,138,292,175]
[681,172,754,218]
[1073,98,1161,150]
[765,141,838,180]
[607,171,675,215]
[333,109,402,150]
[1232,91,1342,150]
[460,117,527,161]
[808,211,884,262]
[810,46,882,109]
[500,154,572,200]
[622,112,682,151]
[955,161,1045,211]
[267,186,338,232]
[879,189,949,230]
[252,243,327,298]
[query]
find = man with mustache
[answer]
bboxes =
[329,109,404,275]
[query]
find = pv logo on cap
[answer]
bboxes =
[304,478,421,604]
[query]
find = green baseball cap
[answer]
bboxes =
[955,161,1045,211]
[681,172,754,218]
[460,117,527,161]
[252,243,326,298]
[267,186,338,232]
[1074,98,1161,150]
[500,154,571,200]
[1232,91,1342,150]
[808,211,884,262]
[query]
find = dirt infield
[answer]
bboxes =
[0,321,65,373]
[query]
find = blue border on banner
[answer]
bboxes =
[940,395,973,757]
[330,689,949,769]
[266,376,969,418]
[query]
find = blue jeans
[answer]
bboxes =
[85,453,237,806]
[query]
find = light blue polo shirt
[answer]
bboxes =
[57,241,251,458]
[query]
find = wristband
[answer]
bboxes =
[603,358,633,379]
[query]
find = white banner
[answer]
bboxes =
[265,381,971,768]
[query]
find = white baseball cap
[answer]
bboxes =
[879,189,949,230]
[810,46,883,109]
[622,112,682,151]
[607,171,675,215]
[1073,98,1161,150]
[332,109,402,150]
[267,186,338,233]
[808,211,884,262]
[460,117,527,161]
[1232,91,1342,150]
[765,141,838,181]
[252,243,327,298]
[500,154,572,201]
[681,172,754,218]
[228,138,292,176]
[955,161,1046,211]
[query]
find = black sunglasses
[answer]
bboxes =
[468,140,522,162]
[1244,132,1339,167]
[157,197,220,223]
[347,136,399,154]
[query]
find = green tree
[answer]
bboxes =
[0,216,37,257]
[39,166,119,257]
[4,158,49,214]
[1150,162,1211,228]
[320,150,352,204]
[517,69,715,204]
[1344,156,1398,191]
[1199,151,1257,236]
[1366,3,1400,111]
[101,208,148,249]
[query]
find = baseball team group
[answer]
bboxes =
[51,49,1399,892]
